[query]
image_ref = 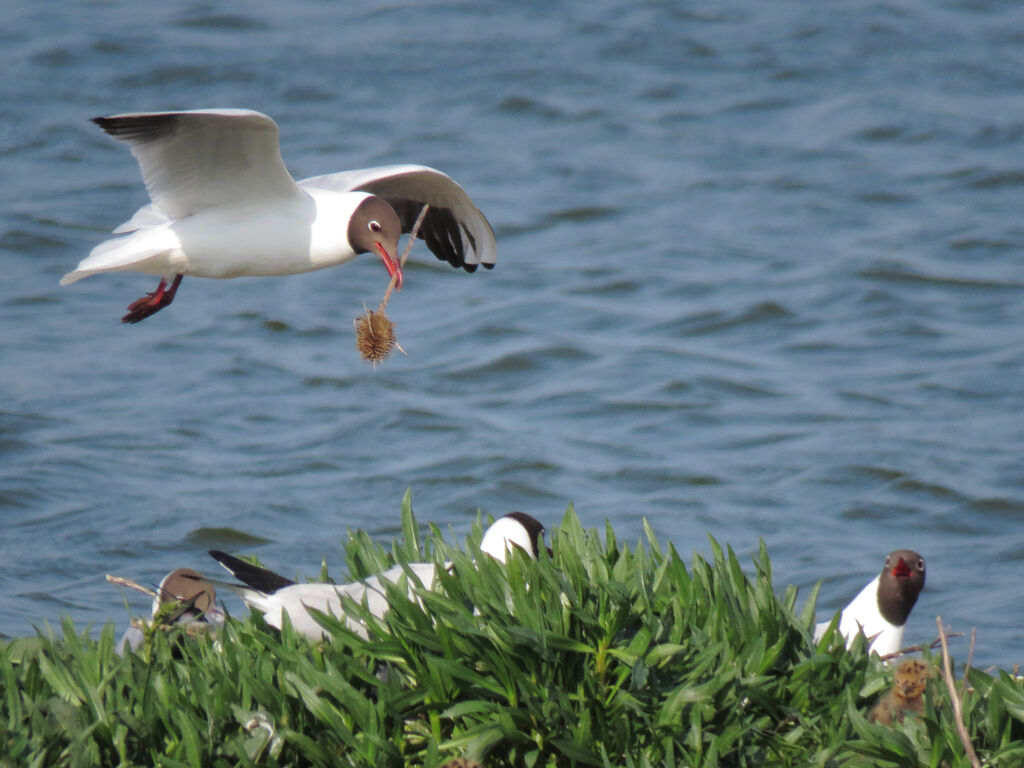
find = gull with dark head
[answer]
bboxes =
[117,567,224,655]
[62,109,496,323]
[814,549,926,657]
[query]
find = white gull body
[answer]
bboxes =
[62,108,496,322]
[208,513,545,640]
[813,575,903,655]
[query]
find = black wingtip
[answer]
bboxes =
[208,549,295,593]
[91,114,123,134]
[208,549,231,564]
[91,112,180,142]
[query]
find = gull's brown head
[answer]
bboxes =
[348,196,403,289]
[877,550,926,626]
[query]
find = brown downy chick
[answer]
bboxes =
[869,658,930,725]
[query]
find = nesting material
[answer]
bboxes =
[355,307,397,365]
[129,617,216,639]
[106,573,158,598]
[354,204,429,365]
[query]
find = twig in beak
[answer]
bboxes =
[379,204,430,312]
[356,204,429,365]
[106,573,158,599]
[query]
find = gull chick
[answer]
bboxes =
[868,657,930,724]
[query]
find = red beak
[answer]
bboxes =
[375,243,403,291]
[892,557,912,579]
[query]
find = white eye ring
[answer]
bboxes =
[916,558,925,570]
[368,220,382,234]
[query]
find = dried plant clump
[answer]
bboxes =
[355,307,397,364]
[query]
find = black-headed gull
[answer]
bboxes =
[813,549,926,656]
[117,567,225,654]
[62,108,496,323]
[199,512,546,640]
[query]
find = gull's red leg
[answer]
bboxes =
[121,275,183,324]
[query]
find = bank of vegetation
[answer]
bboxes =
[2,497,1021,767]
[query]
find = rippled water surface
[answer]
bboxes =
[2,1,1023,666]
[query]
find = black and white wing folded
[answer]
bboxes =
[209,549,296,593]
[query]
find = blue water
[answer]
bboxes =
[2,0,1022,668]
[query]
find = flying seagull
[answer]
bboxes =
[63,108,496,323]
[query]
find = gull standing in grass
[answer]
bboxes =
[814,549,926,656]
[196,513,547,640]
[63,109,496,323]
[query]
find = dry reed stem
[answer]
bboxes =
[882,632,965,661]
[379,204,430,312]
[937,617,981,768]
[106,573,158,599]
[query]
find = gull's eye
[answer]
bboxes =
[884,556,891,568]
[916,558,925,571]
[368,220,383,234]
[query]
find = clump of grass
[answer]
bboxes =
[2,494,1023,767]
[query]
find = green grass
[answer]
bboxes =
[2,493,1022,767]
